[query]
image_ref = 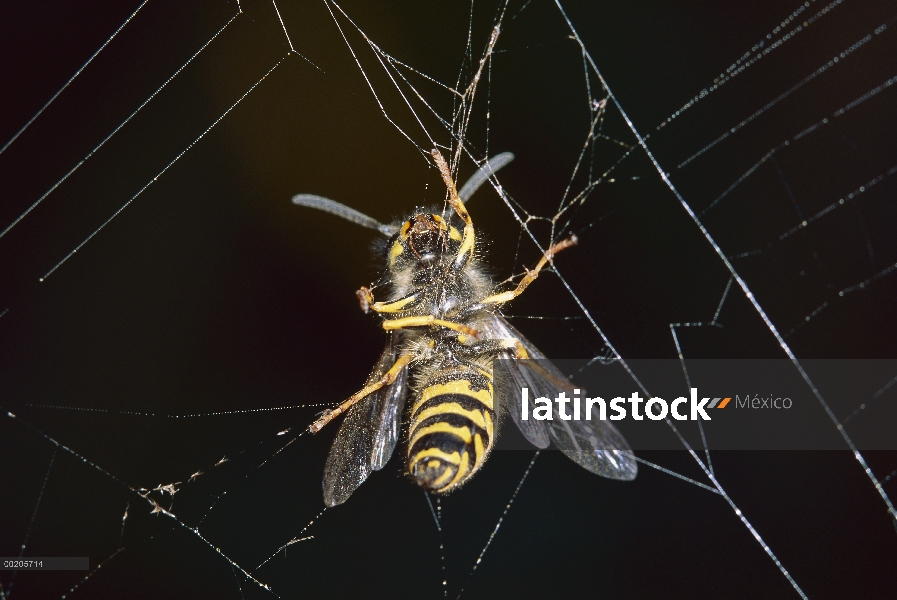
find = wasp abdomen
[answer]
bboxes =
[407,368,495,493]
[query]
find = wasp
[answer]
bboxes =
[293,149,636,506]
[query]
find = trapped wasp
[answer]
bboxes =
[293,149,636,506]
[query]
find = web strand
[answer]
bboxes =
[0,0,152,156]
[2,1,894,597]
[701,74,896,217]
[0,9,243,241]
[556,0,897,563]
[455,451,539,599]
[2,409,300,597]
[657,0,850,131]
[677,18,893,169]
[40,57,287,281]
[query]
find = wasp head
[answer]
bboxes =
[384,212,451,269]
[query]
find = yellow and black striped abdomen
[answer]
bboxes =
[407,366,495,493]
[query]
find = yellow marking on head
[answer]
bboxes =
[374,295,416,313]
[431,214,448,229]
[427,459,440,469]
[449,226,462,241]
[409,421,472,448]
[413,380,494,413]
[399,221,411,239]
[389,240,404,265]
[414,402,488,430]
[411,447,461,465]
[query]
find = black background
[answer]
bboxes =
[1,0,896,598]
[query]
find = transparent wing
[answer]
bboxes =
[322,333,409,506]
[483,316,551,449]
[545,400,637,481]
[480,315,637,481]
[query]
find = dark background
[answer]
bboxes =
[1,0,896,598]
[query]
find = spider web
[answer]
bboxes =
[2,0,896,598]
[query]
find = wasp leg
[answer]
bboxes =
[431,149,475,268]
[497,338,530,360]
[481,234,578,305]
[461,337,531,359]
[381,315,479,338]
[357,286,422,315]
[309,352,413,434]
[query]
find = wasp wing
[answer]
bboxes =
[480,316,551,449]
[480,315,637,481]
[322,333,409,506]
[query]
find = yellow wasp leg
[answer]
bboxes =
[356,286,420,314]
[431,149,475,267]
[308,352,413,434]
[496,338,530,360]
[381,315,479,338]
[481,234,578,305]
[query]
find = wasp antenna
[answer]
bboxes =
[292,194,398,236]
[458,152,515,202]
